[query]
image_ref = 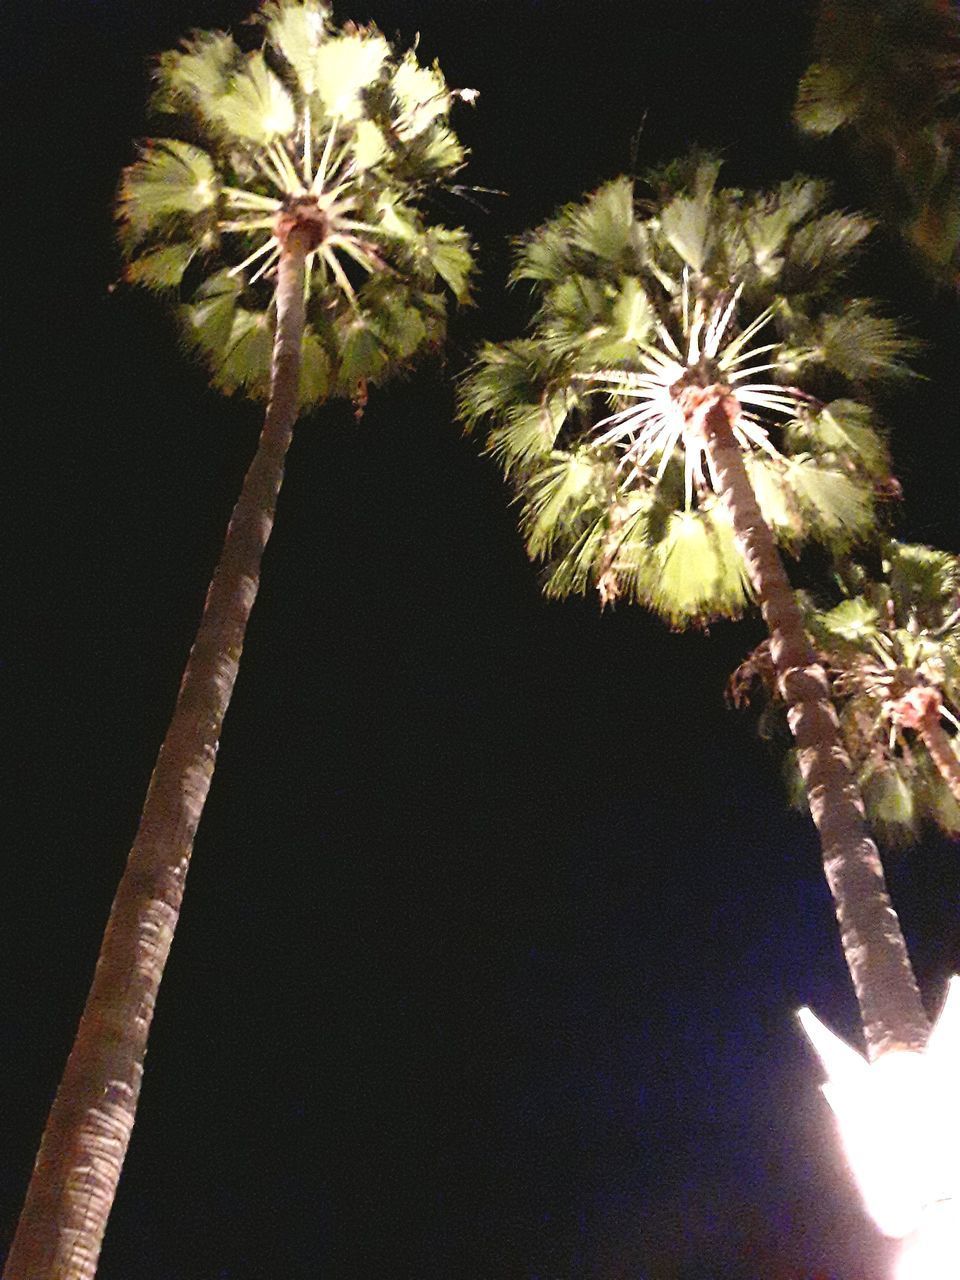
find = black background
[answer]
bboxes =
[3,2,959,1277]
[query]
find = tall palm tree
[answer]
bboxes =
[735,541,960,846]
[6,4,473,1277]
[459,156,930,1061]
[794,0,960,287]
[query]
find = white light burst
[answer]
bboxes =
[799,976,960,1263]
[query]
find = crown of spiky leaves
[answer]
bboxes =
[117,0,475,407]
[734,541,960,844]
[460,155,919,626]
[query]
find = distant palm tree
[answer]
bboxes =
[794,0,960,287]
[735,542,960,846]
[6,4,473,1277]
[460,156,929,1061]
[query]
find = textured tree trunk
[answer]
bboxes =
[919,709,960,806]
[699,392,929,1060]
[5,234,310,1280]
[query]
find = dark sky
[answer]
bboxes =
[3,2,959,1278]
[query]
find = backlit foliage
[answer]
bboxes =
[460,158,915,626]
[117,0,474,405]
[734,542,960,845]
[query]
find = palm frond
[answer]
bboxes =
[886,542,960,620]
[793,62,862,135]
[118,140,218,247]
[211,307,275,396]
[781,457,875,546]
[784,399,890,478]
[311,32,390,120]
[625,504,752,627]
[520,450,605,558]
[214,52,297,146]
[816,596,884,646]
[783,209,874,289]
[153,30,240,121]
[859,755,919,847]
[659,190,714,273]
[391,52,452,139]
[801,300,922,381]
[181,270,242,358]
[422,226,473,303]
[124,242,198,290]
[261,0,332,96]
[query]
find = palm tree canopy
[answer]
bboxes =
[459,157,917,626]
[794,0,960,286]
[734,541,960,846]
[117,0,474,407]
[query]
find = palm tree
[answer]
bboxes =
[6,4,473,1277]
[459,156,930,1061]
[735,541,960,847]
[794,0,960,287]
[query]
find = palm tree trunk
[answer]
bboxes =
[5,234,310,1280]
[919,709,960,807]
[700,393,929,1059]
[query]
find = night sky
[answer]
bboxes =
[3,3,959,1278]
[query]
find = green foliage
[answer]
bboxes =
[119,0,475,411]
[460,154,911,631]
[628,504,752,626]
[799,301,921,381]
[118,140,218,248]
[736,540,960,847]
[793,0,960,286]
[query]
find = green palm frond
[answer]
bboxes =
[779,457,875,547]
[120,0,475,410]
[511,178,636,286]
[626,503,752,627]
[153,31,240,120]
[522,450,607,558]
[860,755,919,846]
[782,210,874,291]
[124,242,199,291]
[815,596,884,646]
[118,140,218,248]
[784,400,889,477]
[796,300,921,381]
[215,52,297,144]
[794,61,862,135]
[260,0,332,95]
[310,32,390,120]
[659,188,714,273]
[885,541,960,621]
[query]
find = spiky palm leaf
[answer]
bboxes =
[460,158,907,627]
[118,0,474,405]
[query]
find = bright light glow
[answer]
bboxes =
[798,977,960,1242]
[897,1200,960,1280]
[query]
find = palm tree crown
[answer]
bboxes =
[118,0,474,407]
[738,542,960,846]
[460,156,915,625]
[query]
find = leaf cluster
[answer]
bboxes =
[736,542,960,846]
[117,0,475,407]
[460,158,914,627]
